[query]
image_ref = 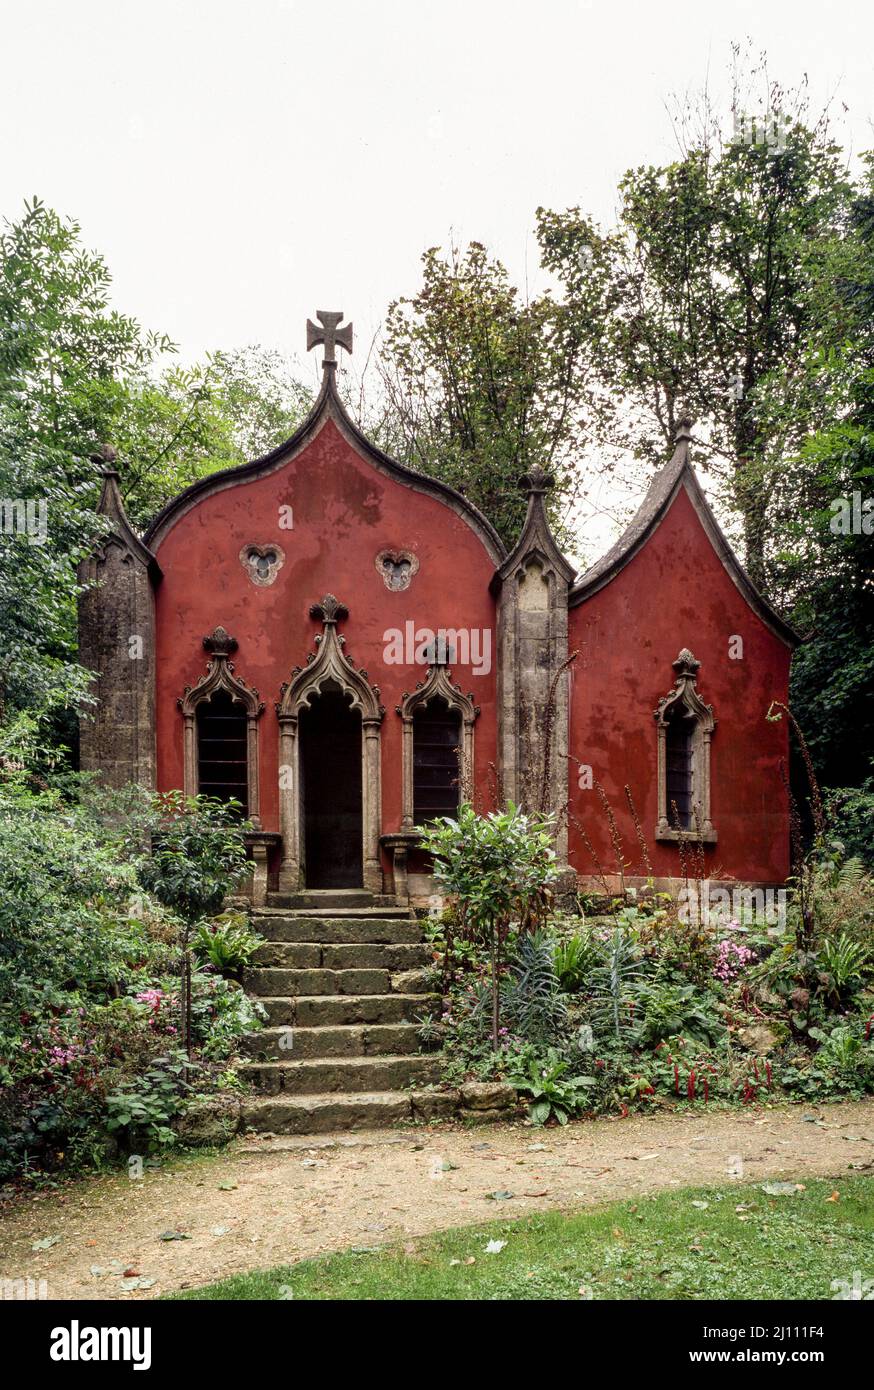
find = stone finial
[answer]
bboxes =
[90,443,118,470]
[203,626,238,658]
[310,594,349,626]
[674,411,694,444]
[519,464,553,496]
[306,310,353,368]
[673,647,701,680]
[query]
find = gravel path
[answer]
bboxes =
[2,1099,873,1300]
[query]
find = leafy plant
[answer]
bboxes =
[590,928,645,1043]
[502,933,568,1043]
[633,977,723,1047]
[507,1048,595,1125]
[817,934,870,1005]
[418,803,559,1049]
[104,1051,195,1149]
[192,913,262,977]
[553,931,602,992]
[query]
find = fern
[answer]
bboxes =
[502,932,568,1043]
[590,928,644,1043]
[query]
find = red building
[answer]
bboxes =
[79,312,794,906]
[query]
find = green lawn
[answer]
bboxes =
[170,1175,874,1300]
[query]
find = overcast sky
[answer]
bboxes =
[3,0,872,556]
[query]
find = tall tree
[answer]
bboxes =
[536,57,856,592]
[377,240,593,548]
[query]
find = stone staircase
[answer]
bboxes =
[240,893,442,1134]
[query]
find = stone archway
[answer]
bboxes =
[276,596,384,894]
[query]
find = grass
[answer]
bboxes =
[170,1174,874,1300]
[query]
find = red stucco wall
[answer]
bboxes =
[567,483,791,885]
[152,418,498,859]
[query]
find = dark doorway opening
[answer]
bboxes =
[299,682,363,888]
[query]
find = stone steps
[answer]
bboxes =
[240,1053,441,1095]
[243,1022,423,1059]
[258,992,439,1027]
[252,941,431,970]
[240,908,441,1135]
[255,917,424,943]
[265,890,401,910]
[245,966,435,997]
[242,1091,416,1135]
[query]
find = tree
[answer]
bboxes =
[418,803,558,1050]
[0,200,311,753]
[783,158,874,795]
[377,241,592,548]
[536,54,856,592]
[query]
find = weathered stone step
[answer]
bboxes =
[265,891,398,910]
[253,917,424,943]
[255,907,414,921]
[243,1022,422,1059]
[259,992,439,1027]
[252,941,431,970]
[240,1054,441,1096]
[244,966,432,998]
[242,1091,414,1134]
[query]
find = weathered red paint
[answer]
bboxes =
[567,485,791,884]
[152,418,499,862]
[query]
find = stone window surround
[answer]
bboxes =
[177,626,265,829]
[396,661,480,833]
[654,647,717,844]
[239,541,286,587]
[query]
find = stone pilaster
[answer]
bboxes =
[493,468,575,865]
[77,451,160,789]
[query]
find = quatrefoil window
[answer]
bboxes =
[375,548,419,592]
[239,542,286,587]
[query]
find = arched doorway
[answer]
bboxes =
[277,596,384,894]
[299,681,363,888]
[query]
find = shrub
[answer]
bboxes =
[418,803,559,1049]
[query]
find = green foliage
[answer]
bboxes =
[817,934,870,1005]
[192,913,263,976]
[632,977,723,1048]
[552,931,602,992]
[501,933,568,1044]
[138,791,250,922]
[418,803,558,1049]
[378,240,587,549]
[825,782,874,866]
[507,1047,595,1125]
[105,1052,194,1149]
[590,928,645,1044]
[536,59,854,592]
[0,781,261,1184]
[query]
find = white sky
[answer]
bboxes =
[3,0,873,559]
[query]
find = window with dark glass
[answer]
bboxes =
[413,697,461,824]
[665,704,694,829]
[196,690,248,814]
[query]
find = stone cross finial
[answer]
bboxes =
[306,310,353,367]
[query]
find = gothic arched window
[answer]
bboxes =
[178,627,264,827]
[413,696,462,824]
[397,663,479,832]
[654,648,716,843]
